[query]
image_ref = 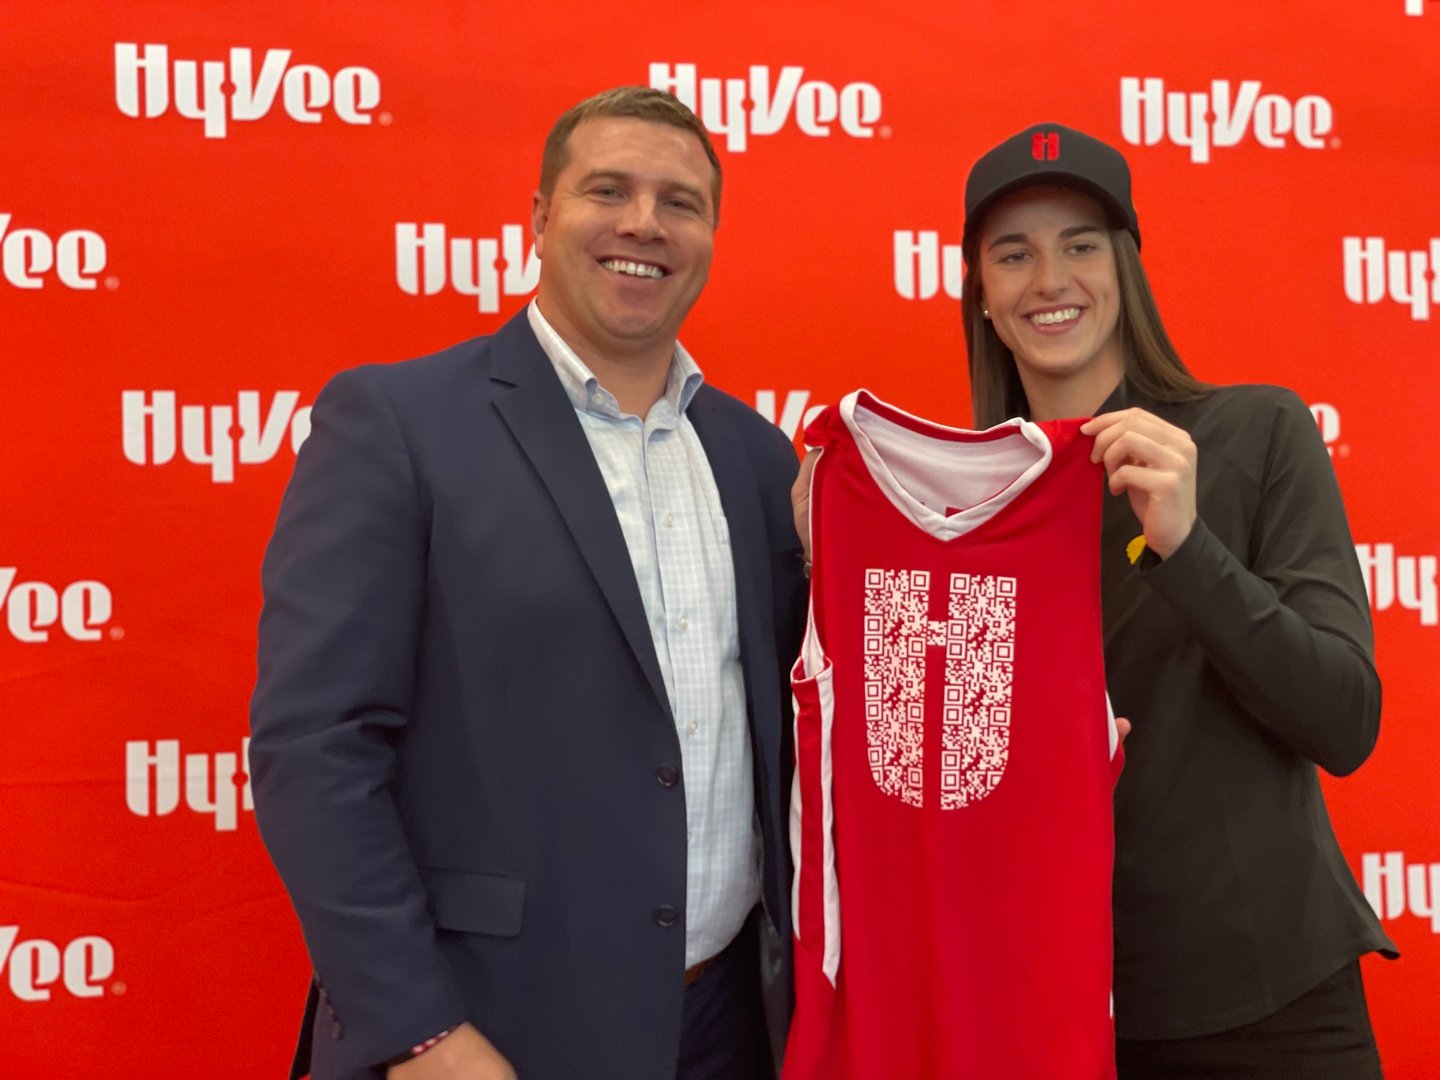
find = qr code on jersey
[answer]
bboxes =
[862,569,1016,809]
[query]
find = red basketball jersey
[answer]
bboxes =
[784,391,1119,1080]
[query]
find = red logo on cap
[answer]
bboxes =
[1032,132,1060,161]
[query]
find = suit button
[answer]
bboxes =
[654,905,680,928]
[656,766,678,788]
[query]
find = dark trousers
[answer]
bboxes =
[1117,962,1384,1080]
[676,912,774,1080]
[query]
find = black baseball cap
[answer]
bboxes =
[963,123,1140,252]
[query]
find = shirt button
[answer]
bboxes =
[656,766,678,788]
[687,829,693,842]
[686,721,698,735]
[678,615,689,630]
[664,513,675,528]
[654,905,680,928]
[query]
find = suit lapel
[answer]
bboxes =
[488,313,672,720]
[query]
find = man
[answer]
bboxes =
[250,87,807,1080]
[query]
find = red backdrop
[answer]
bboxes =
[2,2,1436,1075]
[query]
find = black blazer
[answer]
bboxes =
[250,311,807,1079]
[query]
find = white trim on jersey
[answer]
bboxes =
[790,638,843,985]
[838,390,1056,541]
[791,449,843,987]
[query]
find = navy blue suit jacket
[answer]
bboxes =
[250,311,807,1079]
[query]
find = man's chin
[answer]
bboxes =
[599,313,682,349]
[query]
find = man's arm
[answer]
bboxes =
[250,366,468,1073]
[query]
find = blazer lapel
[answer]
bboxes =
[488,313,672,721]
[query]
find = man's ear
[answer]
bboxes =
[531,190,548,257]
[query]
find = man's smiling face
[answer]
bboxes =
[531,116,717,366]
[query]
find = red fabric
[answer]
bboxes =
[785,395,1115,1080]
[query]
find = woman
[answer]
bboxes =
[794,124,1395,1078]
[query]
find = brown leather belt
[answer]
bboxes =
[682,956,717,988]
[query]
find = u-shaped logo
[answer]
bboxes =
[862,569,1018,810]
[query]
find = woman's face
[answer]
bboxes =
[976,185,1125,402]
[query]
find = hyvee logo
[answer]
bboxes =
[649,63,882,152]
[0,569,112,643]
[755,390,826,441]
[395,223,539,313]
[0,926,115,1001]
[115,44,381,139]
[1363,852,1440,933]
[126,738,252,832]
[122,390,311,483]
[1343,237,1440,321]
[1356,543,1437,627]
[894,230,963,301]
[1,213,106,290]
[1120,77,1335,163]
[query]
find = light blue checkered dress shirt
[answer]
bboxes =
[528,301,760,967]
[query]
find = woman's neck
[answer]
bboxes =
[1021,366,1124,422]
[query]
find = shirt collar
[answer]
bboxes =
[527,300,705,422]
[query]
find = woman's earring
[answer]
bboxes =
[982,307,990,319]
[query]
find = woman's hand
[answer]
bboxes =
[1080,409,1197,559]
[791,449,819,564]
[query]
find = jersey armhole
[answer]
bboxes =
[799,446,830,677]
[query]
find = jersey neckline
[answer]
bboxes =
[836,389,1055,541]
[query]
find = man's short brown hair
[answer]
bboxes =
[539,86,723,222]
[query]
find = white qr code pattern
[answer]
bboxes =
[862,569,1017,809]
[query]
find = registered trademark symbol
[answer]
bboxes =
[109,626,125,641]
[879,124,892,139]
[1329,136,1341,149]
[111,981,127,996]
[379,112,393,126]
[104,276,120,291]
[1338,444,1351,457]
